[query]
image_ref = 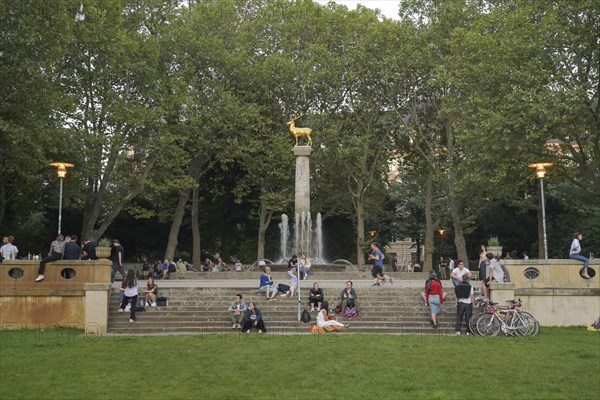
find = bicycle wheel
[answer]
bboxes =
[518,312,540,336]
[477,314,501,336]
[507,312,530,336]
[469,311,484,335]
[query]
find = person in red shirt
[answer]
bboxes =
[420,271,445,329]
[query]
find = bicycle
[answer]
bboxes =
[476,299,539,337]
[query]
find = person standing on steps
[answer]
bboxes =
[119,269,138,323]
[110,239,125,283]
[36,235,65,282]
[454,275,474,335]
[570,232,591,279]
[369,242,393,287]
[438,257,447,280]
[421,271,445,329]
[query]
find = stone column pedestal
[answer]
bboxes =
[293,146,312,216]
[84,283,112,334]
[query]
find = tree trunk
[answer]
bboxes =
[444,117,469,265]
[355,182,365,269]
[424,168,437,271]
[256,195,272,262]
[191,185,201,269]
[164,190,191,261]
[164,155,211,262]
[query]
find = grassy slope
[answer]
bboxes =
[0,328,598,400]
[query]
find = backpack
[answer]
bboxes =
[343,306,359,318]
[301,309,311,323]
[156,296,168,306]
[500,263,511,282]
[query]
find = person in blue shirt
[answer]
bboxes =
[369,242,393,287]
[259,266,278,301]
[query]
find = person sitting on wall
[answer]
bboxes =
[450,260,472,287]
[36,235,65,282]
[481,252,504,300]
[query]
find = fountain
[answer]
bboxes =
[278,214,290,262]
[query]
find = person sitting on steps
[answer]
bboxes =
[144,276,158,307]
[243,302,266,333]
[317,301,349,331]
[340,281,360,315]
[227,294,247,329]
[309,282,324,312]
[259,266,278,301]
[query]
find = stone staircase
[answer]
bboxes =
[107,287,461,335]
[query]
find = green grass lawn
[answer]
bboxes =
[1,328,598,400]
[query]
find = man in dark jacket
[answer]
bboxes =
[63,235,81,260]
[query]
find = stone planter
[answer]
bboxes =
[96,247,111,259]
[487,246,502,258]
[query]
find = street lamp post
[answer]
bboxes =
[528,163,552,259]
[50,162,75,235]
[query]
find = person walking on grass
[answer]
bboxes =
[119,269,138,323]
[570,232,591,279]
[227,294,247,329]
[369,242,393,287]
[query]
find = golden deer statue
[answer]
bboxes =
[287,114,312,147]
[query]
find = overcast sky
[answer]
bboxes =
[314,0,401,20]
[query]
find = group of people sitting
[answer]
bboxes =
[142,258,196,280]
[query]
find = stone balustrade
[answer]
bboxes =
[0,260,112,333]
[490,259,599,326]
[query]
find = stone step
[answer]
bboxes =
[165,271,431,280]
[107,286,464,335]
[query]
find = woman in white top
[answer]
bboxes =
[120,269,139,322]
[569,233,591,279]
[299,254,312,279]
[316,301,349,330]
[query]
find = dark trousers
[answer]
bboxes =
[111,262,125,283]
[242,319,266,332]
[309,298,322,307]
[120,295,138,321]
[38,252,63,275]
[455,302,473,333]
